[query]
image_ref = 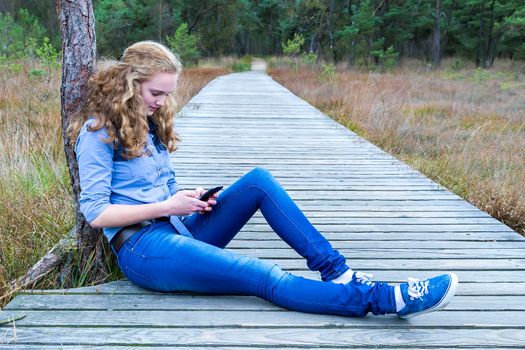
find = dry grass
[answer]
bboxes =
[176,66,229,107]
[0,62,70,309]
[0,61,227,308]
[269,59,525,236]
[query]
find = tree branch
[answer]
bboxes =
[6,229,77,298]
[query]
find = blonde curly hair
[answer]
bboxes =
[69,41,183,158]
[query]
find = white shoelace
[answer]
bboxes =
[354,272,375,286]
[406,277,429,301]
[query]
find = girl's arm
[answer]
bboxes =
[76,123,215,229]
[90,189,210,229]
[76,124,212,229]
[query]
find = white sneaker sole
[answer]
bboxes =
[400,272,459,320]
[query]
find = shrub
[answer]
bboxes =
[230,61,251,72]
[0,9,45,59]
[282,33,304,71]
[166,23,200,66]
[449,58,465,71]
[371,45,398,71]
[302,51,318,67]
[320,63,336,82]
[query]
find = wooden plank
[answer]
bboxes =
[2,327,525,347]
[244,217,501,225]
[174,166,429,174]
[175,144,395,151]
[174,171,439,179]
[181,183,452,191]
[226,240,525,249]
[19,279,525,295]
[2,347,504,350]
[4,347,508,350]
[4,295,525,312]
[177,177,445,184]
[237,224,516,233]
[242,191,461,200]
[250,211,493,218]
[235,230,523,241]
[255,258,525,270]
[224,248,525,259]
[1,310,524,328]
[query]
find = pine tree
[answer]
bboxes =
[338,0,382,66]
[166,22,200,65]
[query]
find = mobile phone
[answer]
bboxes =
[198,186,223,201]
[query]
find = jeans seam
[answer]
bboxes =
[275,279,357,313]
[125,265,152,282]
[220,183,330,269]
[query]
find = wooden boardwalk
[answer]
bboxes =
[2,63,525,348]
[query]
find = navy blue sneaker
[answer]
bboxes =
[397,273,458,319]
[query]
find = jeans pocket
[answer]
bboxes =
[123,225,154,256]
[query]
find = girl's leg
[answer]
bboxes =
[116,221,397,317]
[182,167,348,281]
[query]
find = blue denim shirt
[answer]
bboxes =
[75,119,183,242]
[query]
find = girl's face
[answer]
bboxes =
[140,72,178,116]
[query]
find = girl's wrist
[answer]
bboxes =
[156,200,173,217]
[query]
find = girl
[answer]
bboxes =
[69,41,458,319]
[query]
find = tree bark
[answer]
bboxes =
[309,33,319,55]
[484,0,497,68]
[347,0,355,66]
[476,1,485,67]
[56,0,109,284]
[432,0,441,68]
[158,0,163,42]
[328,0,336,61]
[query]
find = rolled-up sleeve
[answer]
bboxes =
[75,124,114,223]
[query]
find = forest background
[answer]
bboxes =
[1,0,524,307]
[2,0,525,67]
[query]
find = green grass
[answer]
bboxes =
[229,56,252,72]
[0,60,73,305]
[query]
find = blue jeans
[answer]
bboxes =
[115,167,396,316]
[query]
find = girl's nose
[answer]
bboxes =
[156,96,166,106]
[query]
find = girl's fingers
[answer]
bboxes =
[195,187,205,197]
[182,189,198,198]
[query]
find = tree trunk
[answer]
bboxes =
[476,6,484,67]
[328,0,336,61]
[431,0,441,68]
[56,0,109,284]
[309,33,319,55]
[484,0,497,68]
[158,0,163,42]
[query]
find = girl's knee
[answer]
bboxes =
[247,166,273,180]
[242,167,278,191]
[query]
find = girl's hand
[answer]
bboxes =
[194,187,206,199]
[164,190,210,216]
[195,187,218,214]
